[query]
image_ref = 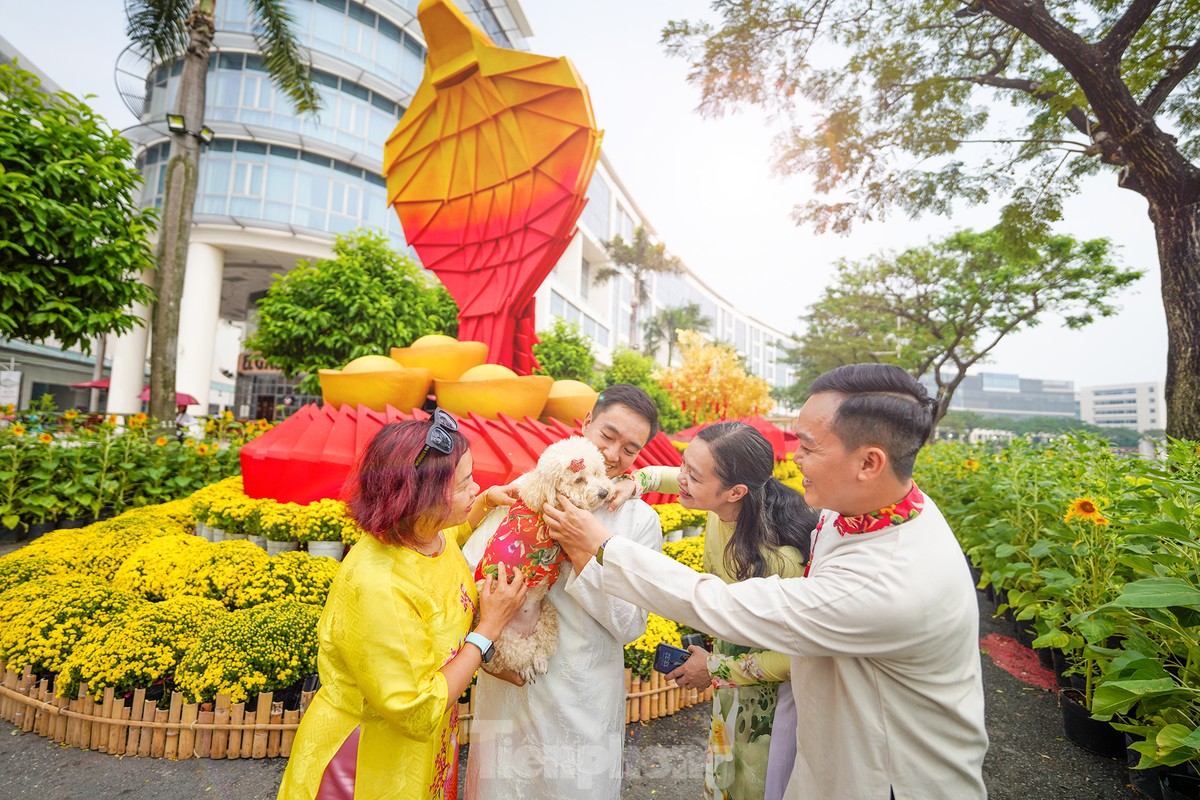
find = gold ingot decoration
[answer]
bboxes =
[390,333,489,380]
[540,379,598,424]
[434,363,553,420]
[319,355,433,413]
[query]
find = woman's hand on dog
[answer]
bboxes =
[543,493,612,572]
[468,482,521,528]
[476,564,528,639]
[605,477,639,512]
[667,647,712,689]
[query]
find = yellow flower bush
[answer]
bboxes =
[0,552,72,595]
[624,613,683,680]
[175,599,321,704]
[59,595,228,701]
[13,508,192,582]
[259,501,302,542]
[663,535,705,572]
[652,503,686,534]
[300,498,349,544]
[177,540,271,609]
[113,533,208,601]
[0,575,145,674]
[773,453,806,495]
[232,551,340,608]
[650,502,707,535]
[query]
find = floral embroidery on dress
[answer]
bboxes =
[833,482,925,536]
[430,706,459,799]
[459,583,475,616]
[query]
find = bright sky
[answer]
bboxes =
[1,0,1168,389]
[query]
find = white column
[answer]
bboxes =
[176,241,225,412]
[106,300,150,414]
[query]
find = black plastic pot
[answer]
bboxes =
[0,524,22,544]
[1060,689,1125,759]
[56,516,94,530]
[1161,770,1200,800]
[1125,734,1166,800]
[1035,646,1054,671]
[25,521,54,540]
[1014,622,1037,649]
[1051,648,1074,689]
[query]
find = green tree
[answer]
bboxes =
[601,348,689,434]
[594,226,682,351]
[245,230,458,395]
[532,319,598,385]
[792,228,1141,433]
[642,301,713,366]
[664,0,1200,439]
[128,0,320,422]
[0,63,156,349]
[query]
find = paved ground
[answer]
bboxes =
[0,573,1146,799]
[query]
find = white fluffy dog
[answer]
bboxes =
[473,436,615,683]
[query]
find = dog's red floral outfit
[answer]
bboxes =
[474,499,565,588]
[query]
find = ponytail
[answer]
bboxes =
[726,477,816,581]
[698,422,820,581]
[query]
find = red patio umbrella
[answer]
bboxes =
[137,388,200,406]
[70,378,111,390]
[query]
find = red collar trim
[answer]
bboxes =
[832,483,925,536]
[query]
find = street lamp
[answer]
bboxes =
[165,114,214,145]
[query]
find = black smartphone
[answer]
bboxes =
[680,632,709,651]
[653,642,692,674]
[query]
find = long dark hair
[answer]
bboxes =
[697,422,818,580]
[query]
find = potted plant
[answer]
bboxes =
[301,499,347,561]
[261,501,301,555]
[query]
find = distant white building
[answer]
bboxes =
[1078,382,1166,432]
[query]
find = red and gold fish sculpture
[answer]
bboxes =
[384,0,603,373]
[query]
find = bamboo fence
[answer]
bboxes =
[0,663,713,760]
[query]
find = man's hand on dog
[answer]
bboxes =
[543,492,612,572]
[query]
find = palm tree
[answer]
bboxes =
[593,226,681,351]
[643,302,712,366]
[127,0,319,422]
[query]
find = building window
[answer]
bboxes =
[580,259,591,300]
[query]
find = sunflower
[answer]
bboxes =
[38,432,53,444]
[10,425,25,436]
[155,437,169,447]
[1064,497,1106,524]
[63,410,78,421]
[963,458,980,472]
[196,444,209,456]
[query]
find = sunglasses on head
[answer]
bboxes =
[413,408,459,469]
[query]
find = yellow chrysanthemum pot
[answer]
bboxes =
[319,355,433,413]
[434,364,553,420]
[539,379,598,424]
[390,334,489,381]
